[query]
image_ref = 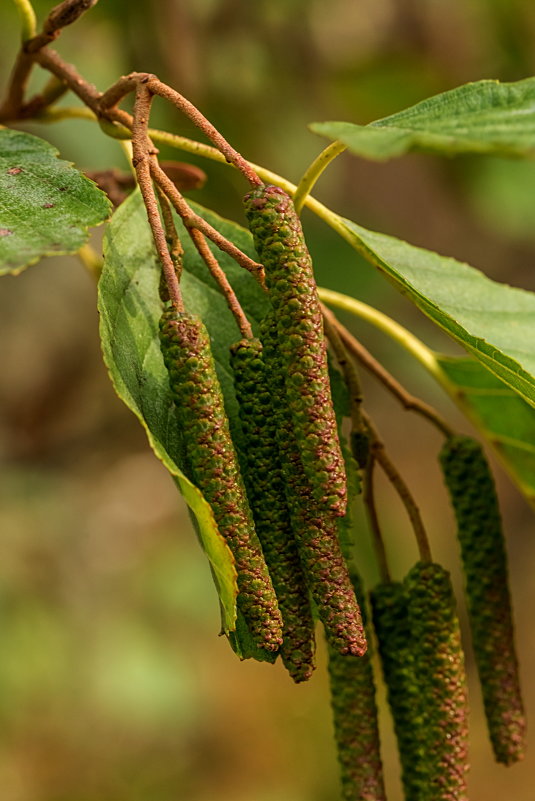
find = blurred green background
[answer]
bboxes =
[1,1,535,799]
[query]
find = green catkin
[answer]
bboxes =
[159,309,283,651]
[230,337,316,682]
[327,572,386,801]
[439,436,526,765]
[370,582,427,801]
[244,184,347,517]
[260,314,367,657]
[405,562,469,801]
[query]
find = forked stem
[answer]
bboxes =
[99,72,262,187]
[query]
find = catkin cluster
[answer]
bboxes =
[156,184,526,801]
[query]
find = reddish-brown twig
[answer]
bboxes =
[131,82,183,310]
[363,411,432,563]
[12,49,265,285]
[322,305,363,432]
[150,161,265,282]
[0,0,97,118]
[324,308,454,438]
[99,73,262,187]
[188,228,253,339]
[363,456,391,583]
[154,184,184,280]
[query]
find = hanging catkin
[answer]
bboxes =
[244,183,347,517]
[405,562,469,801]
[440,435,526,765]
[328,571,386,801]
[260,313,366,657]
[230,337,316,682]
[159,308,283,651]
[370,581,427,801]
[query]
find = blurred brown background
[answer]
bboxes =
[1,1,534,799]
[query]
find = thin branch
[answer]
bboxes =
[100,73,262,187]
[188,228,253,339]
[322,305,363,432]
[155,184,184,282]
[363,457,391,583]
[20,73,68,117]
[131,82,183,311]
[322,303,454,438]
[363,411,432,563]
[8,53,265,286]
[150,161,265,283]
[32,47,101,108]
[293,141,346,215]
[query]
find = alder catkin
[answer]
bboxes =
[440,435,526,765]
[405,562,469,801]
[244,184,347,517]
[327,572,386,801]
[260,314,367,657]
[230,337,316,682]
[370,582,427,801]
[159,308,283,651]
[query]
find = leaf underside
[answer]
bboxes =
[311,77,535,161]
[338,216,535,408]
[0,127,110,275]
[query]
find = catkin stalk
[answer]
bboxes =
[440,436,526,765]
[159,309,282,651]
[230,337,316,682]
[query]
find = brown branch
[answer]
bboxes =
[363,411,432,564]
[0,50,35,118]
[100,72,262,187]
[155,185,184,282]
[188,228,253,339]
[20,73,68,118]
[322,304,363,431]
[131,82,183,311]
[329,313,454,438]
[363,457,391,583]
[32,48,101,110]
[150,161,265,283]
[6,49,264,290]
[0,0,97,118]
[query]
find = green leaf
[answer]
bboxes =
[0,127,110,275]
[310,78,535,161]
[337,216,535,406]
[437,356,535,508]
[98,191,262,639]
